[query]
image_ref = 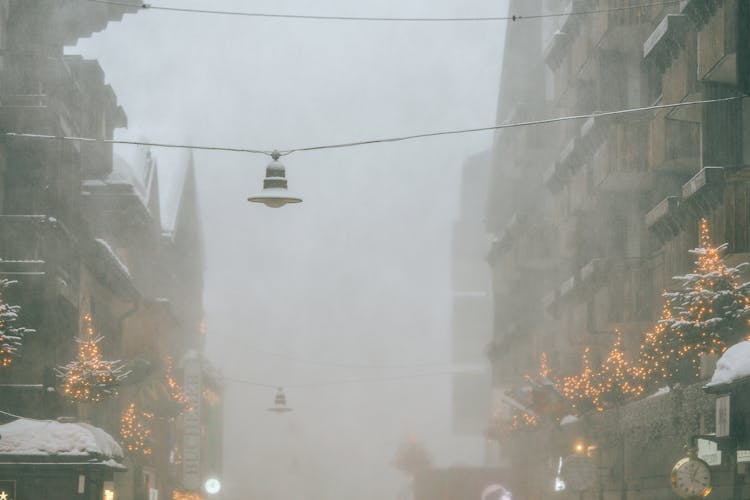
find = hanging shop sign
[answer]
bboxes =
[0,481,15,500]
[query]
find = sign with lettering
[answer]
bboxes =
[0,481,16,500]
[182,356,202,490]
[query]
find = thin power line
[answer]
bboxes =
[86,0,682,22]
[244,346,453,370]
[5,95,745,157]
[3,133,272,156]
[224,368,471,390]
[283,96,746,154]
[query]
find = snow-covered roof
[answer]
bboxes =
[0,419,123,459]
[109,154,147,202]
[158,151,191,235]
[705,341,750,389]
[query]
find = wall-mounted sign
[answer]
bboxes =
[697,438,721,466]
[182,357,202,490]
[716,394,730,438]
[0,481,16,500]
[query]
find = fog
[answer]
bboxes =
[74,1,507,498]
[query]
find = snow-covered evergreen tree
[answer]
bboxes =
[664,218,750,354]
[57,313,129,402]
[0,279,33,368]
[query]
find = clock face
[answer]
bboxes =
[671,457,712,498]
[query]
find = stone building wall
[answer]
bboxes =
[485,0,750,496]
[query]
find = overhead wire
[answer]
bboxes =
[5,95,747,158]
[224,368,474,390]
[243,346,453,370]
[85,0,683,22]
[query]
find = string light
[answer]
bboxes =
[84,0,682,23]
[165,357,192,412]
[57,314,129,402]
[120,402,154,456]
[172,491,203,500]
[5,96,746,158]
[559,219,749,416]
[562,347,603,412]
[539,352,551,380]
[664,218,748,354]
[224,368,470,391]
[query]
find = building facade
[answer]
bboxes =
[485,0,749,498]
[451,151,493,437]
[0,2,222,499]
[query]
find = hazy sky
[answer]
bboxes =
[74,1,507,497]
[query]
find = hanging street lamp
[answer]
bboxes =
[267,387,293,413]
[247,151,302,208]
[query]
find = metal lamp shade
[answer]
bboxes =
[268,387,293,413]
[248,157,302,208]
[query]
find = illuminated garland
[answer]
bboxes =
[166,357,192,412]
[596,331,644,403]
[172,491,204,500]
[57,314,129,402]
[120,402,153,456]
[0,279,33,368]
[633,298,686,388]
[558,220,746,413]
[561,347,602,412]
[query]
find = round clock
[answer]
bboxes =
[671,452,712,499]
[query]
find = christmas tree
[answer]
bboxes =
[665,218,750,350]
[120,402,153,456]
[634,298,687,389]
[561,347,602,412]
[57,313,129,402]
[595,331,644,405]
[0,279,33,368]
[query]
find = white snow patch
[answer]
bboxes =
[0,419,123,458]
[706,341,750,388]
[646,386,671,399]
[94,238,131,277]
[560,415,578,426]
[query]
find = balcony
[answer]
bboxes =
[681,167,726,214]
[591,0,664,51]
[0,216,79,304]
[591,123,652,193]
[691,0,740,85]
[0,93,76,139]
[643,14,690,71]
[645,196,682,242]
[647,112,701,174]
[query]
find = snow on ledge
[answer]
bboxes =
[646,386,671,399]
[560,415,578,426]
[94,238,131,277]
[0,419,123,459]
[706,341,750,388]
